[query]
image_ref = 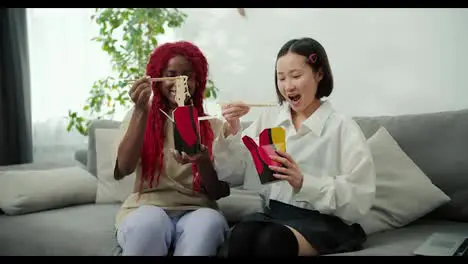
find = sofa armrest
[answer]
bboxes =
[74,149,88,167]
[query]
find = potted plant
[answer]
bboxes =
[67,8,219,136]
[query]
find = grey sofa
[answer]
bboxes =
[1,108,467,256]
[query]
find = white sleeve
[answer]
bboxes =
[293,121,376,223]
[211,119,261,187]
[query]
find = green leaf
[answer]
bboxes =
[67,8,188,136]
[66,120,74,131]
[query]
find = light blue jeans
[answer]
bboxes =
[116,205,228,256]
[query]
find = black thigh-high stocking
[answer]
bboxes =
[227,221,267,257]
[254,223,299,257]
[227,221,299,257]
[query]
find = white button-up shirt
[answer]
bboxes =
[213,100,376,224]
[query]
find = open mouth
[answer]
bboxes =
[288,94,301,102]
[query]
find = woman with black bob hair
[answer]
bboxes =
[274,37,333,103]
[217,37,376,256]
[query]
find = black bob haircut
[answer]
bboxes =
[274,37,334,104]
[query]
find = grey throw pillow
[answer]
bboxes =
[0,166,97,215]
[87,119,121,177]
[357,127,451,234]
[355,108,468,224]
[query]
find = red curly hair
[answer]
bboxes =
[140,41,214,193]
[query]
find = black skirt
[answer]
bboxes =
[240,199,367,255]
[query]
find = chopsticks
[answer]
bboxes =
[216,102,277,107]
[126,76,182,83]
[198,116,219,121]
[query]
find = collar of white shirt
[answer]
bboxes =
[273,100,334,137]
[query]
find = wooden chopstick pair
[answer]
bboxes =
[216,102,277,107]
[126,76,182,83]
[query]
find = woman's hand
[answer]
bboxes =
[171,144,210,165]
[269,150,304,190]
[221,102,250,137]
[129,76,152,112]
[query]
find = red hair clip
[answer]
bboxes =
[309,53,318,63]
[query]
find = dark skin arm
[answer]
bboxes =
[173,145,230,200]
[114,77,152,180]
[196,151,231,200]
[114,108,148,180]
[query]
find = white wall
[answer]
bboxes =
[172,8,468,121]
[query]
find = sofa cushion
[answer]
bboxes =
[0,204,120,256]
[332,219,468,256]
[87,119,121,177]
[0,163,86,215]
[357,127,450,234]
[354,108,468,222]
[0,166,97,215]
[95,128,135,204]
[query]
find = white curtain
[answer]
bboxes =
[26,8,180,164]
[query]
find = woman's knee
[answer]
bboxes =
[120,205,173,242]
[172,208,227,256]
[184,208,228,235]
[226,221,267,257]
[254,223,299,256]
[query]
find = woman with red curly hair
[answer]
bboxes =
[113,41,231,256]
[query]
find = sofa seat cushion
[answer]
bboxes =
[0,204,120,256]
[0,188,264,256]
[332,219,468,256]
